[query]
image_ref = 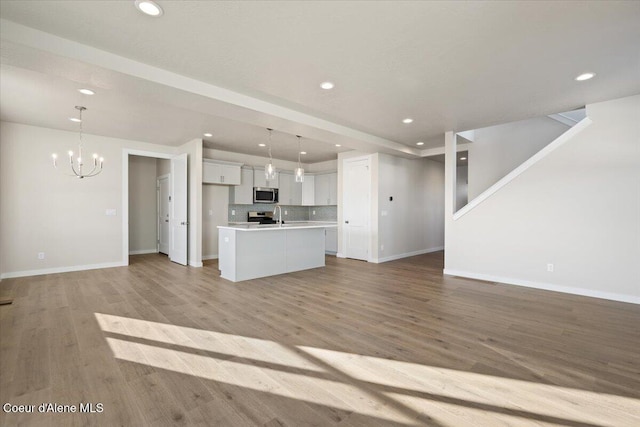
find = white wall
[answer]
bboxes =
[376,154,444,262]
[0,122,176,277]
[456,165,468,211]
[468,116,568,200]
[128,155,158,254]
[337,150,445,263]
[445,95,640,304]
[202,185,229,260]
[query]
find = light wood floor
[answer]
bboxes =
[1,252,639,426]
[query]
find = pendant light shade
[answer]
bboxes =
[265,128,277,180]
[295,135,304,183]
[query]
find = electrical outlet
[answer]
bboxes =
[231,209,236,216]
[209,210,213,216]
[380,244,384,251]
[312,210,316,215]
[38,252,45,260]
[284,210,288,215]
[105,209,117,216]
[547,263,554,272]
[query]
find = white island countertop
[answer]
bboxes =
[218,221,337,231]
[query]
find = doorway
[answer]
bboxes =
[123,150,188,266]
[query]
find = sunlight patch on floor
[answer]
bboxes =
[96,313,640,426]
[95,312,323,372]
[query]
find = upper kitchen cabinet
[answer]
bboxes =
[279,172,303,206]
[203,159,242,185]
[229,167,254,205]
[314,172,337,205]
[253,167,279,188]
[301,174,315,206]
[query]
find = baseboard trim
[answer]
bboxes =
[189,261,203,268]
[129,249,159,255]
[375,247,444,264]
[336,252,346,258]
[1,261,127,279]
[202,254,219,261]
[443,268,639,305]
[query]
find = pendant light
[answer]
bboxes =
[52,106,104,179]
[295,135,305,183]
[265,128,277,180]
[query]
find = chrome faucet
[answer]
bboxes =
[273,204,282,227]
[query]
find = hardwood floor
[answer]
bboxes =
[1,252,638,426]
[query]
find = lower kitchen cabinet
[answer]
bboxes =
[325,227,338,254]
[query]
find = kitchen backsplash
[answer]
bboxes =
[228,204,337,222]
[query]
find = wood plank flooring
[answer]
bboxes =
[1,252,639,426]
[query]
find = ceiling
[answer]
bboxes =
[1,1,639,162]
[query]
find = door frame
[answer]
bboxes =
[122,149,175,266]
[340,154,372,262]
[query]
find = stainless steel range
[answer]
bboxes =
[247,211,277,224]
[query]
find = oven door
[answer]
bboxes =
[254,187,276,203]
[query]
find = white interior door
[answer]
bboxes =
[170,153,188,265]
[343,157,370,261]
[157,175,170,255]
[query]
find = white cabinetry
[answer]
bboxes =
[314,172,337,205]
[229,167,254,205]
[301,175,315,206]
[203,159,242,185]
[253,168,279,188]
[325,228,338,254]
[278,172,303,205]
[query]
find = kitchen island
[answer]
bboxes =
[217,222,338,282]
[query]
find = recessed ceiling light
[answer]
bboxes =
[300,151,307,155]
[78,88,95,95]
[258,143,266,147]
[575,72,595,81]
[320,81,335,90]
[460,157,467,160]
[335,144,341,147]
[402,118,413,124]
[203,133,213,137]
[416,142,424,146]
[135,0,163,17]
[69,117,82,123]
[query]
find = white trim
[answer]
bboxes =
[547,113,578,127]
[203,158,244,167]
[453,117,592,220]
[202,254,219,261]
[129,249,159,255]
[336,252,346,258]
[443,268,639,305]
[1,261,126,280]
[189,261,203,268]
[374,247,444,264]
[420,143,471,158]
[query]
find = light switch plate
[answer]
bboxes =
[106,209,117,216]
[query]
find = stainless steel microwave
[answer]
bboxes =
[253,187,279,204]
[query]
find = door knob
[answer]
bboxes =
[345,220,349,224]
[180,221,188,225]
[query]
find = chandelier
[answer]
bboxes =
[52,106,104,179]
